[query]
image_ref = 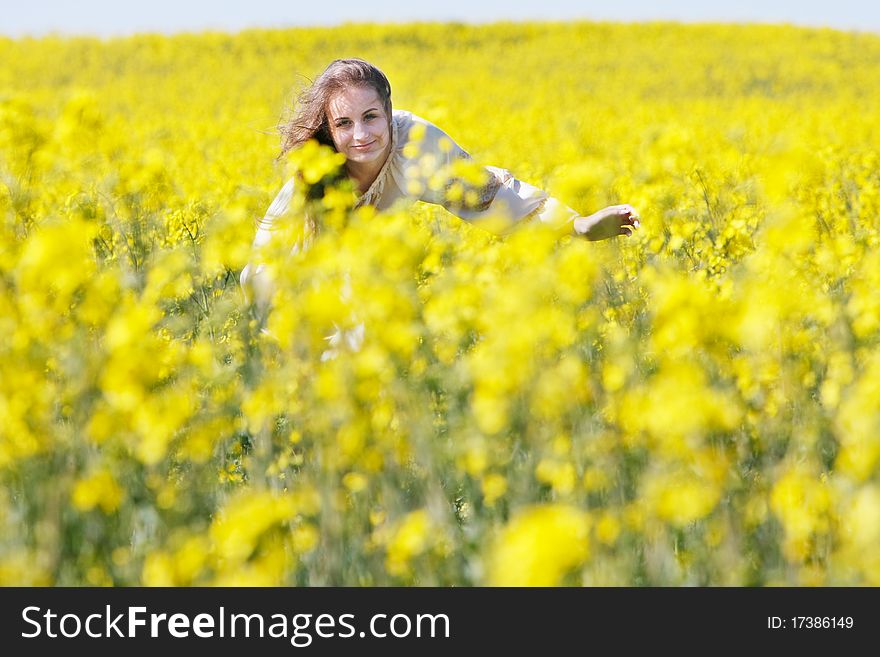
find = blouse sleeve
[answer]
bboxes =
[239,177,301,316]
[401,114,580,234]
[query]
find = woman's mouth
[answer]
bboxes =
[351,142,375,150]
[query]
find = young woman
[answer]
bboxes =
[241,58,640,330]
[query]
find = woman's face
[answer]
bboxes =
[326,85,391,166]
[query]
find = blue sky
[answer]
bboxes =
[3,0,879,37]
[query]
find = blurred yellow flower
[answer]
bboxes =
[486,505,590,586]
[481,473,508,507]
[72,469,124,514]
[770,466,833,562]
[385,509,433,578]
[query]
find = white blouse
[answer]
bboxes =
[241,109,580,351]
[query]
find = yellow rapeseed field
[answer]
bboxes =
[1,21,879,586]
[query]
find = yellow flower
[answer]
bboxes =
[481,473,508,507]
[595,512,622,546]
[210,490,299,564]
[770,466,832,562]
[72,469,124,514]
[142,552,176,586]
[535,459,577,496]
[343,472,369,493]
[486,505,590,586]
[642,452,727,527]
[385,509,433,578]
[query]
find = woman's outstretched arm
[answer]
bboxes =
[400,112,640,239]
[480,166,640,240]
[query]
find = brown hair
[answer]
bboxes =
[279,58,392,159]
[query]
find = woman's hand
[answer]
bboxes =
[573,204,640,241]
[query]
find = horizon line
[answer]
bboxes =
[3,17,878,41]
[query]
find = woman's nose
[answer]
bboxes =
[353,122,369,141]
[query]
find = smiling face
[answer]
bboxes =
[326,85,391,167]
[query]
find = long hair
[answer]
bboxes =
[279,59,393,159]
